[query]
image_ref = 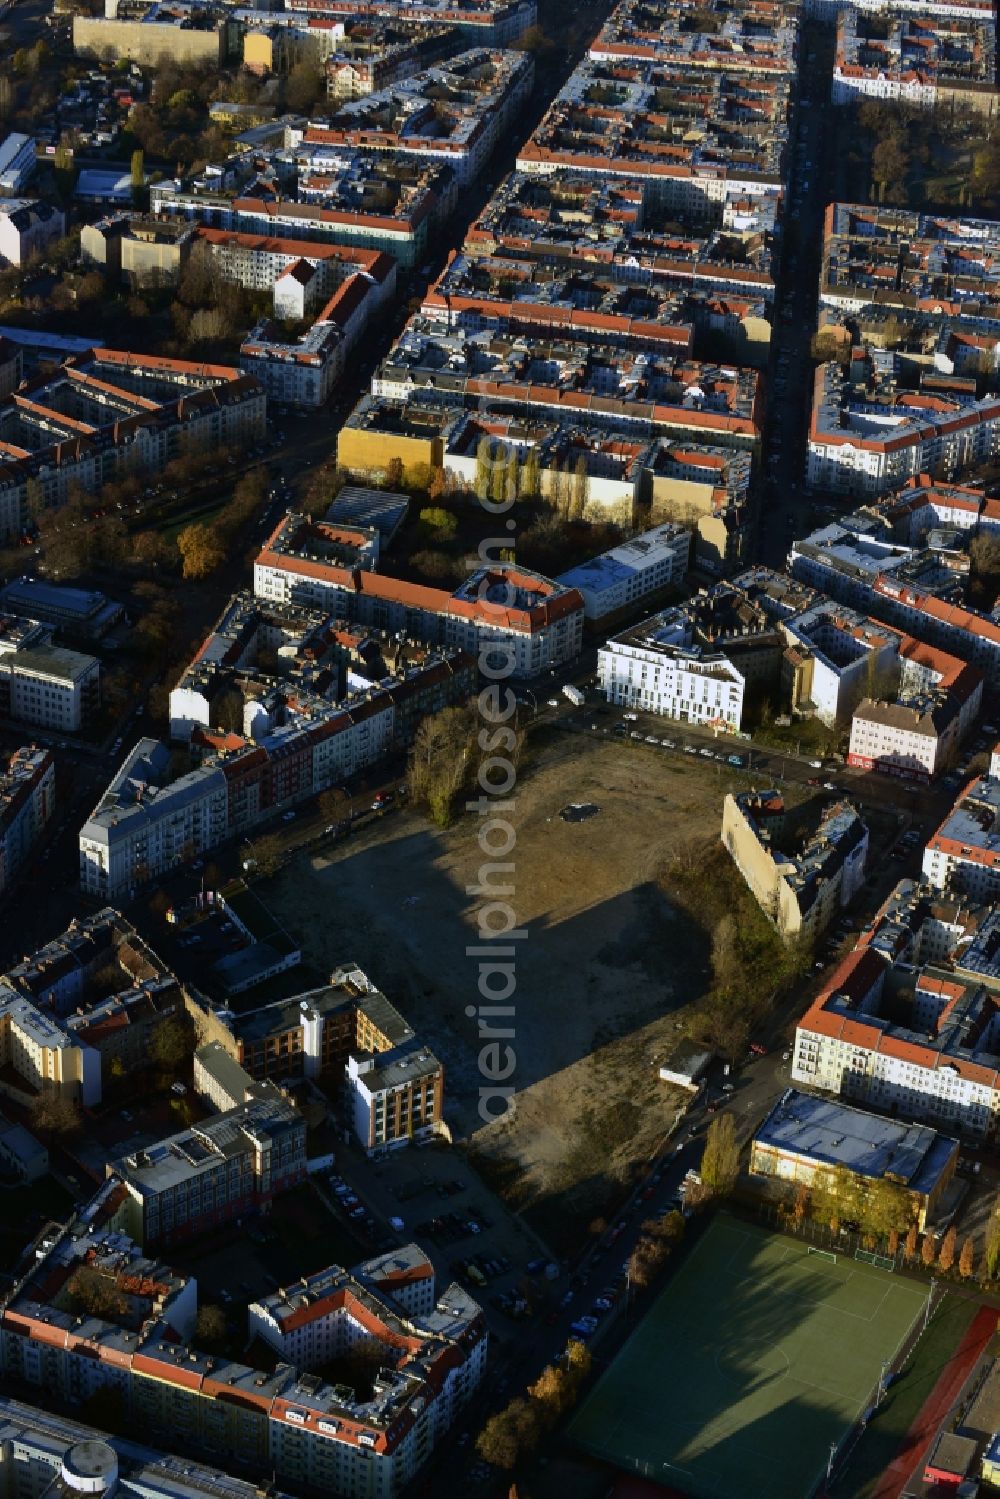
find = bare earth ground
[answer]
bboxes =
[265,734,757,1251]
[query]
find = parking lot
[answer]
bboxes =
[321,1135,565,1341]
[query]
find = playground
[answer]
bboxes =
[568,1215,931,1499]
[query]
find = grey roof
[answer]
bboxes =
[9,644,98,683]
[756,1088,957,1198]
[194,1042,253,1108]
[325,486,409,541]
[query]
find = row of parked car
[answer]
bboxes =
[415,1209,491,1245]
[451,1250,510,1288]
[570,1265,631,1339]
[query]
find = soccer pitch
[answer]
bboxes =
[568,1214,929,1499]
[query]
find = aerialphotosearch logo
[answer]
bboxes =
[466,441,522,1125]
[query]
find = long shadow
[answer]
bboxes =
[269,822,712,1121]
[567,1214,930,1499]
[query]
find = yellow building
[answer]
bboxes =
[337,419,443,478]
[73,15,236,65]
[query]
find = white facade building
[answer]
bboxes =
[0,643,100,731]
[556,523,690,623]
[0,200,64,267]
[0,746,54,897]
[598,608,746,728]
[922,774,1000,899]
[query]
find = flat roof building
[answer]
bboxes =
[557,523,690,623]
[752,1087,959,1230]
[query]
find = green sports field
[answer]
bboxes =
[568,1214,929,1499]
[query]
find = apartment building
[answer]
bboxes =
[194,961,445,1152]
[646,441,754,573]
[79,740,228,902]
[0,908,184,1110]
[465,168,779,304]
[241,270,392,408]
[556,523,691,624]
[722,790,869,942]
[324,21,455,98]
[0,1398,300,1499]
[423,253,695,352]
[806,0,993,18]
[80,215,195,286]
[0,202,64,268]
[302,48,534,187]
[167,589,462,739]
[0,1188,487,1498]
[599,609,747,730]
[112,1093,306,1247]
[848,638,983,782]
[832,8,996,109]
[517,56,791,220]
[598,575,785,727]
[791,886,1000,1141]
[807,355,1000,497]
[779,599,902,728]
[255,514,584,676]
[196,228,397,307]
[72,12,240,66]
[81,625,473,899]
[0,349,265,541]
[287,0,536,46]
[751,1088,959,1232]
[0,637,100,733]
[371,317,762,449]
[592,0,798,71]
[151,153,447,269]
[346,1042,443,1153]
[820,203,1000,319]
[0,746,53,898]
[0,578,123,640]
[788,518,1000,685]
[923,775,1000,899]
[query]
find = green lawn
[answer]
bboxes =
[568,1215,929,1499]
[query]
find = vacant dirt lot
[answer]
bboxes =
[265,731,760,1251]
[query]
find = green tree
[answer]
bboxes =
[474,436,492,501]
[418,506,458,541]
[150,1015,192,1075]
[985,1210,1000,1279]
[285,61,323,114]
[24,477,45,528]
[521,445,540,499]
[700,1113,740,1195]
[475,1397,540,1470]
[570,454,589,520]
[195,1304,227,1347]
